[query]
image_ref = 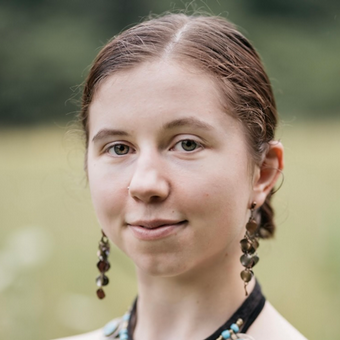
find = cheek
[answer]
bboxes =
[182,164,252,237]
[186,163,251,209]
[87,164,125,237]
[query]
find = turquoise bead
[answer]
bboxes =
[123,313,130,321]
[119,329,128,335]
[119,333,128,340]
[230,323,239,333]
[103,320,118,336]
[221,330,231,339]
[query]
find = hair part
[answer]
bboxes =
[80,13,279,238]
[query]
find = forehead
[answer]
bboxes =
[91,60,222,109]
[88,60,241,138]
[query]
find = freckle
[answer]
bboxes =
[225,252,228,257]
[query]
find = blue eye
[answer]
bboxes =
[108,144,130,155]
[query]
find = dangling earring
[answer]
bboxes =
[240,202,260,296]
[96,230,110,299]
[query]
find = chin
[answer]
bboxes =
[133,253,191,278]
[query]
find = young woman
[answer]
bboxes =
[59,13,307,340]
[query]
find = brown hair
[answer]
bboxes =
[80,13,279,238]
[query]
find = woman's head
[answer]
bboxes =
[81,13,282,238]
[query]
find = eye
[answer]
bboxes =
[173,139,201,152]
[107,143,130,156]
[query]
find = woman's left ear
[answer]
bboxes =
[252,141,284,207]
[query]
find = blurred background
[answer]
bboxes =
[0,0,339,339]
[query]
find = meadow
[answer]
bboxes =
[0,120,339,339]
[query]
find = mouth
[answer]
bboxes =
[128,219,188,229]
[127,219,188,240]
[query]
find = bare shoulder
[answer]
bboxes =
[52,317,122,340]
[248,301,308,340]
[52,329,103,340]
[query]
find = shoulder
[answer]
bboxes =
[248,301,308,340]
[52,317,122,340]
[52,329,103,340]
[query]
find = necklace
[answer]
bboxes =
[102,280,265,340]
[104,313,245,340]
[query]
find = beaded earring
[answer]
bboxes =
[96,230,111,299]
[240,202,260,296]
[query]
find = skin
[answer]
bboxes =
[83,60,306,340]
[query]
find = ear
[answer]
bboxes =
[252,141,284,207]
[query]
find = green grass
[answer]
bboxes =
[0,120,339,339]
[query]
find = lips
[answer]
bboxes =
[128,219,187,229]
[127,219,187,240]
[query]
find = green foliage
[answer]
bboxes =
[0,0,339,124]
[245,0,339,18]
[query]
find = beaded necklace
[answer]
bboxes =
[103,313,247,340]
[102,280,265,340]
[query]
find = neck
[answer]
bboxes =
[133,245,255,340]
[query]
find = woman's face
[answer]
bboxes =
[87,61,257,278]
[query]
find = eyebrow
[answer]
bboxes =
[92,129,129,142]
[92,117,213,142]
[163,117,213,131]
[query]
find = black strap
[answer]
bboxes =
[127,279,265,339]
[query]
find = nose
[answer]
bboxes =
[128,153,170,203]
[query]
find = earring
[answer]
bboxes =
[96,230,110,299]
[240,202,260,296]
